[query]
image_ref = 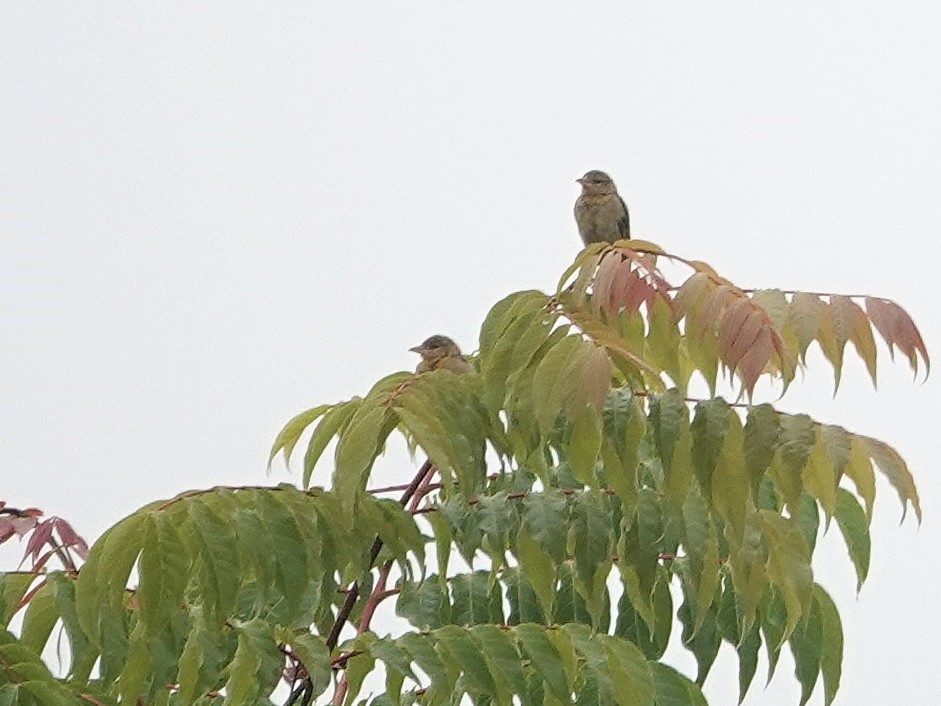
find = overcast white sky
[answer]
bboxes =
[2,3,939,704]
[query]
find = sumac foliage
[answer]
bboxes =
[0,242,925,706]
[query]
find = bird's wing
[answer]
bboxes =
[617,196,631,239]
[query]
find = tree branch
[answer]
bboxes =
[324,459,435,651]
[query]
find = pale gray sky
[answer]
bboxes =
[2,3,938,704]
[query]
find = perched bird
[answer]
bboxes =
[410,335,475,374]
[574,170,631,245]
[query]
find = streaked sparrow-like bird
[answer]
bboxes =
[410,335,475,374]
[574,170,630,245]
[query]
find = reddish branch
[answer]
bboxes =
[324,459,435,650]
[281,460,437,706]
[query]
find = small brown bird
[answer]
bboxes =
[410,335,475,374]
[574,170,630,245]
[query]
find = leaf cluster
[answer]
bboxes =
[0,242,926,706]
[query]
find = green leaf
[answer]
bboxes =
[470,624,527,697]
[681,485,720,631]
[690,397,731,501]
[370,641,410,706]
[532,335,587,436]
[650,389,690,478]
[760,511,813,641]
[794,492,820,554]
[567,404,603,484]
[371,499,425,577]
[479,291,551,372]
[515,528,555,622]
[451,572,502,626]
[342,633,378,706]
[802,432,837,521]
[743,404,780,502]
[834,489,870,592]
[435,625,496,696]
[252,491,310,620]
[819,424,852,480]
[601,635,655,706]
[614,570,672,660]
[788,593,823,706]
[75,512,147,646]
[0,574,36,628]
[399,632,451,693]
[268,403,333,468]
[424,510,453,582]
[476,491,518,568]
[648,661,708,706]
[619,488,663,631]
[503,569,543,626]
[286,632,332,702]
[844,437,876,519]
[520,490,567,563]
[715,580,761,703]
[602,390,645,513]
[711,411,746,542]
[677,597,721,684]
[186,498,241,625]
[773,413,815,513]
[46,572,96,682]
[571,492,614,627]
[396,577,450,630]
[514,623,570,701]
[303,399,362,487]
[18,582,58,657]
[647,295,684,390]
[335,404,392,512]
[759,588,787,683]
[862,435,922,523]
[117,624,152,703]
[789,293,824,363]
[177,612,226,705]
[138,512,190,637]
[554,563,595,628]
[814,585,843,706]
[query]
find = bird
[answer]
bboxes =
[574,170,630,245]
[409,335,475,374]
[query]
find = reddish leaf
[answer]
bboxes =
[624,269,657,317]
[579,345,614,414]
[53,517,89,559]
[737,327,776,396]
[611,267,653,318]
[592,251,622,312]
[696,285,738,337]
[23,518,55,564]
[32,548,58,572]
[720,300,763,370]
[865,297,930,376]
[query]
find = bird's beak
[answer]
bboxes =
[576,177,587,185]
[409,345,425,354]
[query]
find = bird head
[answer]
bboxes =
[410,335,473,373]
[576,170,617,195]
[410,334,464,361]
